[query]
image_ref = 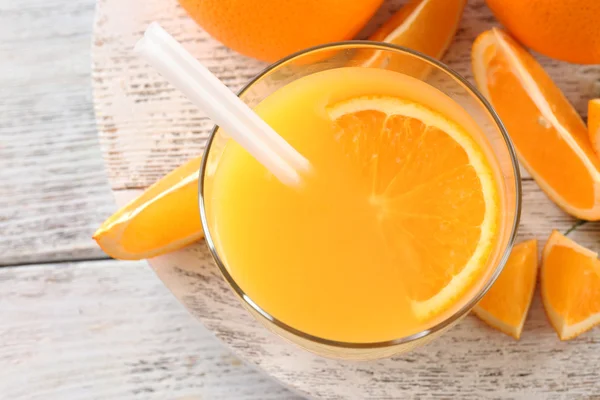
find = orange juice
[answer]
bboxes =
[205,67,505,343]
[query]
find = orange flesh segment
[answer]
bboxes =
[473,239,538,339]
[337,113,480,300]
[328,96,499,318]
[542,231,600,340]
[472,28,600,219]
[93,157,204,260]
[362,0,466,76]
[588,99,600,156]
[369,0,466,56]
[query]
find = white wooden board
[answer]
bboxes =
[93,0,600,398]
[0,0,116,265]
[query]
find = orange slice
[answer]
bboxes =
[588,99,600,156]
[472,28,600,220]
[472,239,538,339]
[361,0,466,76]
[327,96,500,319]
[542,231,600,340]
[93,157,204,260]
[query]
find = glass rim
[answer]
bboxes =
[198,40,522,349]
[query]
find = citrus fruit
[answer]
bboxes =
[93,157,203,260]
[327,96,500,319]
[542,231,600,340]
[472,28,600,221]
[472,239,538,339]
[485,0,600,64]
[588,99,600,157]
[362,0,466,76]
[178,0,383,62]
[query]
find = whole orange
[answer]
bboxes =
[178,0,383,62]
[486,0,600,64]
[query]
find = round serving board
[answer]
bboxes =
[93,0,600,397]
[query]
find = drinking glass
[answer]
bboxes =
[199,42,521,360]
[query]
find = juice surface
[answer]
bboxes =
[205,67,505,343]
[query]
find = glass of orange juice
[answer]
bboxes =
[200,42,520,359]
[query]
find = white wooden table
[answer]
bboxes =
[4,0,600,398]
[0,0,300,398]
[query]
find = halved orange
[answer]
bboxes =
[327,96,500,319]
[472,28,600,220]
[361,0,466,76]
[93,157,204,260]
[542,231,600,340]
[588,99,600,157]
[472,239,538,339]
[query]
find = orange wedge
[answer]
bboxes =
[93,157,204,260]
[588,99,600,156]
[361,0,466,76]
[542,231,600,340]
[472,239,538,339]
[472,28,600,221]
[327,96,500,319]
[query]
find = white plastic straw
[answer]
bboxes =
[135,22,310,186]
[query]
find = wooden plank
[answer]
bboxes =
[0,259,300,399]
[0,0,115,265]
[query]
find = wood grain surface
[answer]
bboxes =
[0,0,115,265]
[0,259,301,400]
[93,0,600,398]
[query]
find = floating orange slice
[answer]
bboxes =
[361,0,466,76]
[472,28,600,220]
[472,239,538,339]
[327,96,500,319]
[93,157,204,260]
[542,231,600,340]
[588,99,600,157]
